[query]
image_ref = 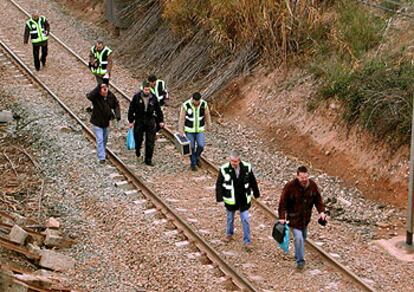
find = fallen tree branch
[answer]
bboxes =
[16,116,50,132]
[38,179,45,222]
[3,150,18,177]
[14,146,39,170]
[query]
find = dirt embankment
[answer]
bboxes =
[57,0,408,209]
[218,68,408,208]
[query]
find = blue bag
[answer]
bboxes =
[126,128,135,150]
[278,223,290,253]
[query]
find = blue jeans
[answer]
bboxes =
[94,126,109,161]
[186,132,205,166]
[293,228,307,264]
[226,210,251,244]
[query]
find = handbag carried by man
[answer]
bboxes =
[272,221,290,253]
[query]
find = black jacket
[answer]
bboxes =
[278,179,325,230]
[86,87,120,128]
[216,162,260,212]
[128,91,164,126]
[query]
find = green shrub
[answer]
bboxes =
[336,0,385,58]
[316,56,414,146]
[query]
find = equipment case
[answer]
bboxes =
[174,133,191,156]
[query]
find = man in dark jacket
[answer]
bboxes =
[128,81,164,166]
[216,150,260,251]
[24,12,50,71]
[86,83,121,163]
[278,166,326,269]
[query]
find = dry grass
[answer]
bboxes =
[118,0,332,99]
[163,0,330,64]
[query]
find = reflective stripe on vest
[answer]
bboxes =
[184,99,207,133]
[220,161,253,205]
[220,163,236,205]
[242,161,253,204]
[26,16,48,44]
[150,80,165,102]
[90,46,112,75]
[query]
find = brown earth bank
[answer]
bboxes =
[217,68,408,208]
[56,0,409,209]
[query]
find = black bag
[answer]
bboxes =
[272,222,286,244]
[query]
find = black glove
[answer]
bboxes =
[318,217,327,226]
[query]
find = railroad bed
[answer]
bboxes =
[2,0,413,291]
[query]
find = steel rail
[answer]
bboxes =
[0,37,258,292]
[9,0,190,157]
[6,1,375,290]
[198,151,375,292]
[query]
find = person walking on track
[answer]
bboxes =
[24,12,49,71]
[128,81,164,166]
[278,165,326,270]
[86,83,121,163]
[178,92,211,171]
[89,39,112,85]
[216,150,260,251]
[147,74,169,106]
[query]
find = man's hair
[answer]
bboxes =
[192,92,202,100]
[96,39,104,45]
[148,74,157,82]
[297,166,308,175]
[229,150,240,160]
[142,80,150,88]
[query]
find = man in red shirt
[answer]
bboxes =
[278,166,326,269]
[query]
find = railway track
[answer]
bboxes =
[1,0,376,291]
[0,37,257,291]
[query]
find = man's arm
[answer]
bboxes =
[89,48,96,66]
[216,171,224,202]
[107,54,113,75]
[86,86,99,101]
[278,184,289,221]
[249,170,260,198]
[178,106,185,135]
[313,184,325,214]
[205,104,212,129]
[24,24,30,44]
[112,94,121,121]
[127,95,136,123]
[44,19,50,35]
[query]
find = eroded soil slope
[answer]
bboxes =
[219,68,407,208]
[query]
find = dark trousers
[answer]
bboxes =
[134,120,156,163]
[32,44,48,70]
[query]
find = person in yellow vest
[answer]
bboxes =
[24,12,50,71]
[89,39,112,85]
[178,92,211,171]
[216,151,261,251]
[148,74,169,106]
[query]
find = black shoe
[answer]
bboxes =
[35,67,40,71]
[136,152,141,158]
[145,161,154,166]
[85,106,93,113]
[191,165,197,171]
[99,159,106,164]
[296,262,305,270]
[42,61,46,67]
[196,160,202,168]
